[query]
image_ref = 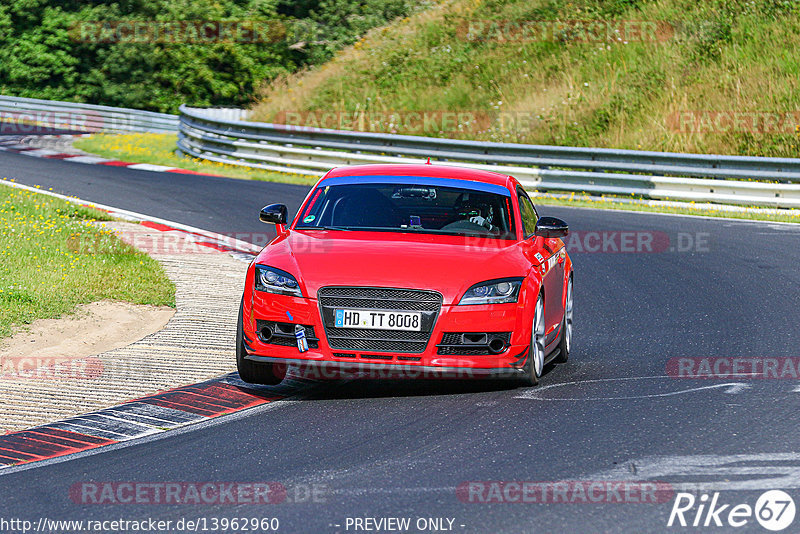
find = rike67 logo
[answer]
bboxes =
[668,490,796,531]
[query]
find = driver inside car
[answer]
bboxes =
[441,194,499,234]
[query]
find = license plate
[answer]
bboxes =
[334,309,422,331]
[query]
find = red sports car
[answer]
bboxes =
[237,164,573,386]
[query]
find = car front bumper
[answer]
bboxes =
[243,291,534,379]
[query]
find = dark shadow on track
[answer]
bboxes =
[244,362,562,400]
[302,379,519,400]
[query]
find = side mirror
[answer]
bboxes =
[260,204,288,225]
[534,217,568,238]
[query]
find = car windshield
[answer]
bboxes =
[295,181,516,239]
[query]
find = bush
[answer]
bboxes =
[0,0,421,112]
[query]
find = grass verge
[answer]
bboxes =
[72,133,321,186]
[0,183,175,339]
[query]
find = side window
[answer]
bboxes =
[517,190,538,238]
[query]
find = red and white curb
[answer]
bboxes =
[0,135,220,177]
[0,375,304,469]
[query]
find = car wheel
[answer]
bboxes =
[236,298,285,385]
[553,276,573,364]
[522,292,546,386]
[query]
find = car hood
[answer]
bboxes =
[256,230,529,305]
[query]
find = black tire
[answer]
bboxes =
[521,353,539,387]
[553,276,573,364]
[521,293,545,387]
[236,298,284,385]
[552,317,569,364]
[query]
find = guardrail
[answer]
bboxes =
[178,105,800,209]
[0,95,178,134]
[5,95,797,209]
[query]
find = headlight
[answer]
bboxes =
[254,265,303,297]
[459,278,523,305]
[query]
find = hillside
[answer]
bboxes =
[250,0,800,157]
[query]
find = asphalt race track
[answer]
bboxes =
[2,146,800,532]
[0,147,309,242]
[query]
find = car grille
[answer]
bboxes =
[318,286,442,353]
[318,287,441,311]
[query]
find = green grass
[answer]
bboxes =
[72,133,321,186]
[0,183,175,339]
[251,0,800,158]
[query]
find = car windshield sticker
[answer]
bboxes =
[303,215,316,223]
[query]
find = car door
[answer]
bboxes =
[517,189,564,344]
